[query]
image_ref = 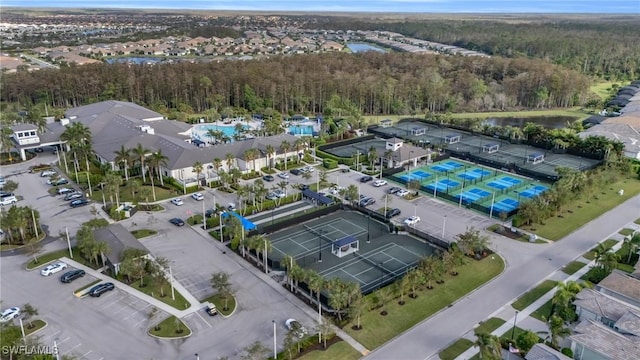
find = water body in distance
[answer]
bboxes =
[346,43,388,53]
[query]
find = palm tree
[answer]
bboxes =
[280,140,291,170]
[265,144,276,169]
[1,127,15,162]
[597,250,620,273]
[211,272,233,311]
[60,122,92,176]
[547,315,571,349]
[289,265,305,294]
[348,294,368,330]
[474,332,502,360]
[294,138,306,159]
[21,303,39,329]
[131,143,150,182]
[225,152,235,171]
[306,270,324,306]
[90,241,109,267]
[253,234,272,273]
[192,161,204,188]
[114,145,131,181]
[551,281,582,321]
[367,146,378,168]
[281,255,296,290]
[206,129,220,145]
[213,158,222,176]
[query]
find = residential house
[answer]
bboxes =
[524,343,572,360]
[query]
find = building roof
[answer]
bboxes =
[65,100,164,121]
[387,137,404,144]
[301,189,334,205]
[11,123,38,131]
[579,122,640,156]
[570,320,640,360]
[597,270,640,304]
[94,223,148,264]
[525,343,571,360]
[574,288,637,323]
[615,310,640,336]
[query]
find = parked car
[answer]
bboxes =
[0,196,17,206]
[171,198,184,206]
[47,178,68,186]
[299,184,310,191]
[266,192,278,200]
[388,187,402,194]
[340,168,350,173]
[404,216,421,226]
[34,147,44,153]
[0,307,21,323]
[290,168,302,176]
[70,199,89,208]
[386,208,402,218]
[277,172,290,179]
[57,187,75,195]
[285,319,307,338]
[169,218,185,227]
[262,175,275,182]
[329,186,344,195]
[60,269,85,283]
[274,189,286,198]
[88,282,115,297]
[302,166,314,173]
[41,262,68,276]
[191,193,204,201]
[359,197,376,207]
[205,208,219,218]
[360,176,373,183]
[204,302,218,316]
[227,203,237,211]
[64,193,83,201]
[40,170,57,177]
[396,189,410,197]
[372,179,387,187]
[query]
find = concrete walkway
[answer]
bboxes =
[453,230,631,359]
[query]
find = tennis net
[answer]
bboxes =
[303,224,335,248]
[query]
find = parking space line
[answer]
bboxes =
[195,311,213,328]
[60,343,81,355]
[39,330,60,342]
[123,310,140,320]
[57,336,71,345]
[134,317,148,327]
[80,350,93,358]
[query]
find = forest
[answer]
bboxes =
[1,52,592,118]
[316,16,640,81]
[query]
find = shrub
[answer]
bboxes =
[323,158,338,169]
[561,348,573,357]
[582,266,610,284]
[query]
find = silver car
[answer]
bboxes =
[40,262,68,276]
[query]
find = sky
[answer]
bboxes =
[2,0,639,13]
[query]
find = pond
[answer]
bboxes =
[105,57,164,65]
[482,115,578,129]
[346,42,388,53]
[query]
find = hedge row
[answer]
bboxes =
[316,149,354,166]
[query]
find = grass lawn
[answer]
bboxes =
[345,255,504,350]
[512,280,558,311]
[90,182,177,203]
[522,177,640,240]
[590,81,617,101]
[298,341,361,360]
[201,293,237,316]
[130,229,158,239]
[447,108,590,122]
[619,228,635,236]
[475,318,506,335]
[24,319,46,335]
[26,247,96,270]
[0,244,21,250]
[148,316,191,338]
[439,338,475,360]
[617,263,635,273]
[499,326,535,343]
[530,299,553,322]
[635,218,640,225]
[127,276,191,310]
[562,261,587,275]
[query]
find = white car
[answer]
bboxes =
[191,193,204,201]
[274,189,286,198]
[372,180,387,187]
[0,307,21,323]
[171,198,184,206]
[278,172,289,179]
[285,318,307,338]
[303,166,314,173]
[40,170,57,177]
[404,216,421,226]
[396,189,410,197]
[40,262,68,276]
[0,196,17,206]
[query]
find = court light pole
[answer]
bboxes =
[318,229,323,263]
[367,213,371,243]
[511,310,519,340]
[442,215,447,240]
[379,262,384,289]
[272,320,277,359]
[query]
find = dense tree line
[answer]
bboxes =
[1,52,591,117]
[318,17,640,80]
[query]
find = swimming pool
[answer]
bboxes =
[289,125,314,136]
[194,124,251,143]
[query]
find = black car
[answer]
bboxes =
[60,269,86,283]
[34,148,44,153]
[262,175,275,182]
[169,218,185,227]
[385,208,402,218]
[299,184,310,191]
[70,199,89,208]
[360,176,373,183]
[340,168,350,173]
[290,168,302,176]
[205,208,219,218]
[359,197,376,207]
[88,282,115,297]
[388,187,402,194]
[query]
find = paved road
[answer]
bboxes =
[367,193,640,360]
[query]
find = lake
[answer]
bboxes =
[105,57,164,65]
[482,115,579,129]
[347,43,387,53]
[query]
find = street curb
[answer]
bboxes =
[25,320,48,337]
[218,295,238,319]
[24,259,57,272]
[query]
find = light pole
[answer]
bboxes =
[272,320,277,359]
[511,310,519,340]
[367,213,371,243]
[441,215,447,239]
[318,229,323,263]
[379,262,384,289]
[195,354,200,360]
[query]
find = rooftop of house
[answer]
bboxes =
[597,270,640,303]
[524,343,571,360]
[94,223,148,264]
[574,288,639,323]
[570,320,640,360]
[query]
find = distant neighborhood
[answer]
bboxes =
[1,28,488,72]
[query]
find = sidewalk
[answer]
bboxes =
[454,234,630,360]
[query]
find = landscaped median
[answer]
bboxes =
[74,279,102,297]
[148,315,192,339]
[511,280,558,311]
[344,255,505,350]
[24,319,47,336]
[201,293,237,317]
